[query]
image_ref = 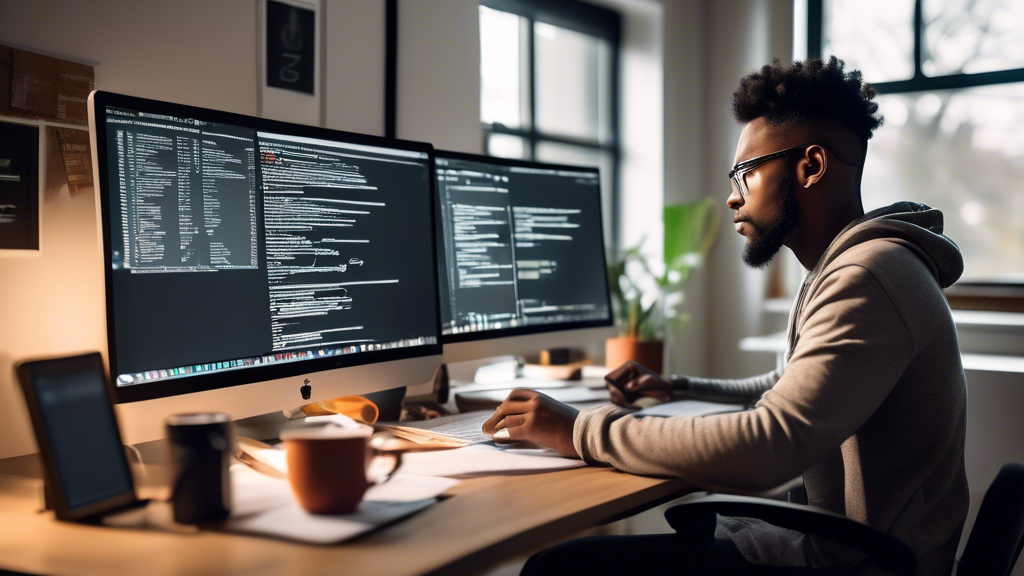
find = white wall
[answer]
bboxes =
[659,0,708,377]
[395,0,482,153]
[702,0,792,379]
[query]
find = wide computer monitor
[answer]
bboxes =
[434,151,614,363]
[88,91,441,440]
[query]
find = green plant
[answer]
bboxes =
[608,198,719,340]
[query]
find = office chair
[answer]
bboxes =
[664,462,1024,576]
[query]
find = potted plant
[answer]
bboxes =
[606,198,719,373]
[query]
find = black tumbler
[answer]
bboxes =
[166,413,233,524]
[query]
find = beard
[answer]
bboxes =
[741,164,799,269]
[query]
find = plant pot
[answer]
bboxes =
[605,337,664,374]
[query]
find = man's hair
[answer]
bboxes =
[731,57,883,152]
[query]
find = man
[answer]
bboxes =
[483,57,968,575]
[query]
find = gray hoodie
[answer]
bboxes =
[573,202,969,575]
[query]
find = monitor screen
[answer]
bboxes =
[90,91,441,403]
[434,151,612,343]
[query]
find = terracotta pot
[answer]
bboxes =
[605,337,664,374]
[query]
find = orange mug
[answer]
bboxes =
[280,426,401,514]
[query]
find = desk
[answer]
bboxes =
[0,448,693,576]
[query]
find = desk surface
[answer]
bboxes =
[0,452,692,576]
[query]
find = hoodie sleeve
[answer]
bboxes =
[676,371,780,402]
[573,265,915,491]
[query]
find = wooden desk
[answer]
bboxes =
[0,452,693,576]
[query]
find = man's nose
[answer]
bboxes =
[726,185,744,210]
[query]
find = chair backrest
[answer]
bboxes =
[957,463,1024,576]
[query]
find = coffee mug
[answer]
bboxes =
[280,426,402,514]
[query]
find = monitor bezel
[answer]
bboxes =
[434,149,614,345]
[90,90,443,404]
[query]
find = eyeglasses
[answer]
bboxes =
[728,142,826,197]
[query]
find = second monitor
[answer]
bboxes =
[435,152,612,343]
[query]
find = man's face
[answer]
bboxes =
[728,119,799,269]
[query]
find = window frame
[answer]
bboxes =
[808,0,1024,293]
[480,0,622,249]
[807,0,1024,94]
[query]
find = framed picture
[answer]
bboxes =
[0,119,40,251]
[259,0,323,126]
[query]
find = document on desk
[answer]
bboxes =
[397,444,586,478]
[225,465,459,544]
[376,410,494,447]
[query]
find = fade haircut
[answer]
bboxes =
[731,57,884,159]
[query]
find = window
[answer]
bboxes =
[479,0,621,247]
[809,0,1024,284]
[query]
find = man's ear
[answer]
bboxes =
[799,145,828,188]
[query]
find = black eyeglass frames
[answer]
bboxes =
[728,142,827,197]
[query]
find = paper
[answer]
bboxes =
[379,410,493,446]
[7,47,94,125]
[455,387,608,410]
[54,128,92,196]
[225,465,457,544]
[383,411,493,438]
[396,444,586,478]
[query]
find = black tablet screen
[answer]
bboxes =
[32,357,134,510]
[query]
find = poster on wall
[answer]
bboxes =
[0,120,39,251]
[266,0,315,95]
[261,0,322,126]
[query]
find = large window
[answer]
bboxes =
[479,0,621,247]
[809,0,1024,284]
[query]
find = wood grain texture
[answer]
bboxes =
[0,454,693,576]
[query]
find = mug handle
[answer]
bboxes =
[365,431,404,485]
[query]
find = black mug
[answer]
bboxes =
[166,413,233,524]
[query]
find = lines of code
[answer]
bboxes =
[110,114,257,272]
[437,168,519,330]
[436,158,611,335]
[259,134,399,352]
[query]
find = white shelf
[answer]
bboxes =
[763,299,1024,329]
[739,331,1024,374]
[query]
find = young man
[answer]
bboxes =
[483,57,969,575]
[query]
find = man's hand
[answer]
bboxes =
[481,389,580,458]
[605,361,673,407]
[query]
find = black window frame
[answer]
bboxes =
[479,0,623,249]
[808,0,1024,94]
[809,0,1024,292]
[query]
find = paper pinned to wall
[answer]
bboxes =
[6,47,94,126]
[54,128,93,196]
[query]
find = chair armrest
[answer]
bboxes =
[664,494,916,575]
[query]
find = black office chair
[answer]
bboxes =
[664,463,1024,576]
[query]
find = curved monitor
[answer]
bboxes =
[89,91,441,404]
[434,151,613,346]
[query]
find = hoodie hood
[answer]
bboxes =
[813,201,964,289]
[784,202,963,364]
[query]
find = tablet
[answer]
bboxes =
[16,353,141,521]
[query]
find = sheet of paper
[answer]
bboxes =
[225,498,438,545]
[231,458,459,502]
[226,465,457,544]
[379,410,493,444]
[396,444,586,478]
